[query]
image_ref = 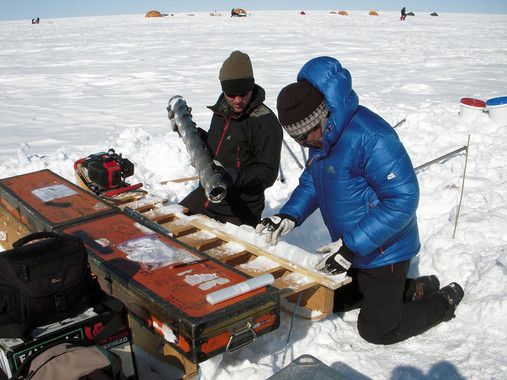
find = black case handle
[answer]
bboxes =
[12,231,62,248]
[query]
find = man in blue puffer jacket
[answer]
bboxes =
[256,56,464,344]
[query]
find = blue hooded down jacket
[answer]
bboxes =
[279,57,420,269]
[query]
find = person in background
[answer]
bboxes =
[256,56,464,344]
[179,51,283,227]
[400,7,407,20]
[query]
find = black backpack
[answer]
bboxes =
[0,231,101,338]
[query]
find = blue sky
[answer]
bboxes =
[0,0,506,20]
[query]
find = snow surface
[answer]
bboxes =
[1,10,506,380]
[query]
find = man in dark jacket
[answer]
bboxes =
[179,51,283,227]
[255,56,464,344]
[401,6,407,20]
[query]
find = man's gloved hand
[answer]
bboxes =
[255,214,296,245]
[213,160,237,186]
[315,240,354,276]
[196,127,208,143]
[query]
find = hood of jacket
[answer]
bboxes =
[297,57,359,157]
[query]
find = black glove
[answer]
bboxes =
[315,243,354,276]
[213,160,237,186]
[196,127,208,143]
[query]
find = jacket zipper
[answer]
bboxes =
[214,116,232,157]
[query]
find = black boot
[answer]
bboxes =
[403,275,440,302]
[437,282,464,321]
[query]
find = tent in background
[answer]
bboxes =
[338,11,349,16]
[431,12,439,16]
[369,10,379,16]
[231,8,247,17]
[145,10,163,18]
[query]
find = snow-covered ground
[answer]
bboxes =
[1,10,506,379]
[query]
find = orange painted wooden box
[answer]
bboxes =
[0,170,280,363]
[0,169,117,232]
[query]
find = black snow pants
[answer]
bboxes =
[179,187,260,228]
[333,260,449,345]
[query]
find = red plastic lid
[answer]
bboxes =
[460,97,486,108]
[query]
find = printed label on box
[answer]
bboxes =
[32,184,78,203]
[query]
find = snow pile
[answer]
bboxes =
[1,11,506,379]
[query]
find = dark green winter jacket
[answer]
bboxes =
[203,85,283,223]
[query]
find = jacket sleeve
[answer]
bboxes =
[279,169,320,226]
[342,132,419,256]
[235,112,283,190]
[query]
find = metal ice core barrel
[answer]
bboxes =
[168,95,227,203]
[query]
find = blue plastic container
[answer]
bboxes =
[485,96,507,126]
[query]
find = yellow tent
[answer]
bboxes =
[338,11,349,16]
[145,10,163,18]
[369,10,379,16]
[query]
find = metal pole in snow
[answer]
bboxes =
[279,165,286,183]
[159,175,199,185]
[393,118,406,129]
[300,146,307,164]
[285,292,302,347]
[415,145,468,174]
[452,135,471,239]
[282,139,304,169]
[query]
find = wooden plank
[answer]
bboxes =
[143,205,187,225]
[275,271,336,320]
[121,196,166,213]
[203,243,248,261]
[297,285,335,321]
[237,265,286,278]
[185,215,345,290]
[275,272,318,296]
[202,243,253,266]
[236,256,287,277]
[160,219,197,237]
[151,213,176,224]
[177,230,223,251]
[109,192,145,205]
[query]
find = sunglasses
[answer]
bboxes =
[294,112,330,143]
[294,125,319,142]
[225,92,250,98]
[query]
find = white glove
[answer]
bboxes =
[255,214,296,245]
[315,239,343,255]
[315,239,354,277]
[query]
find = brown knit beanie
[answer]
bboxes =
[219,51,255,96]
[277,80,328,139]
